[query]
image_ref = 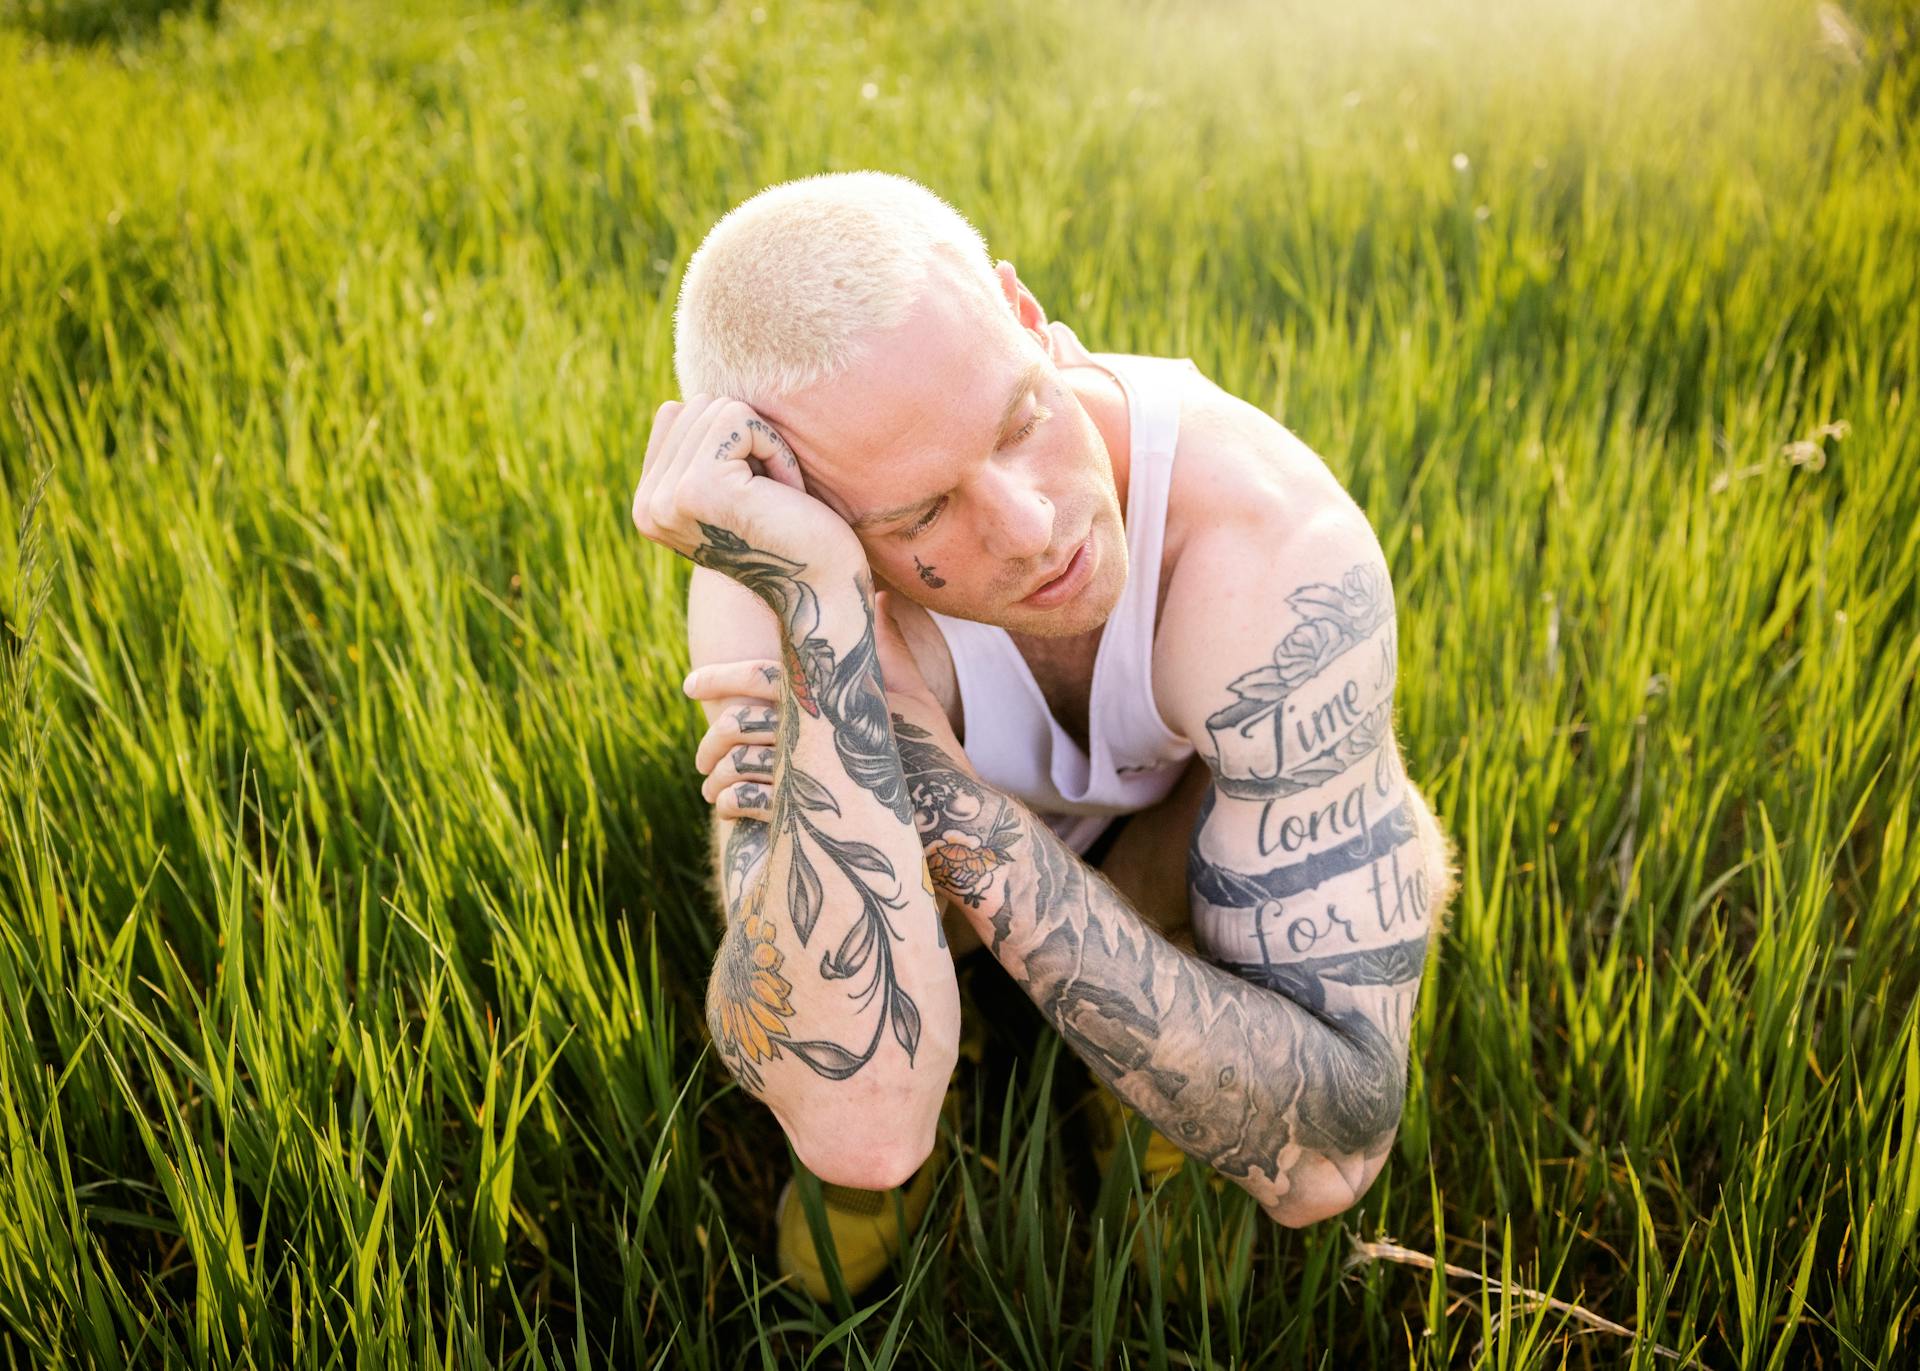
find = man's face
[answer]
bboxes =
[757,258,1128,640]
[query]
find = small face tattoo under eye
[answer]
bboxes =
[914,557,946,589]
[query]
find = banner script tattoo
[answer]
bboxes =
[697,526,923,1092]
[893,732,1428,1212]
[1205,564,1395,821]
[1191,558,1432,1008]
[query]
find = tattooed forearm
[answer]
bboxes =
[708,682,923,1089]
[895,714,1431,1215]
[809,586,915,824]
[700,526,932,1095]
[691,522,822,633]
[694,522,913,825]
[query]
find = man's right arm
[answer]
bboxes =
[688,560,961,1190]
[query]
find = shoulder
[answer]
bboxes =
[1164,369,1363,562]
[1154,380,1393,755]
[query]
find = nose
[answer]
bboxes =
[977,461,1054,565]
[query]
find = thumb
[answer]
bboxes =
[872,590,929,695]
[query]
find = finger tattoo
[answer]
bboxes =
[746,417,799,469]
[735,704,778,736]
[733,745,775,778]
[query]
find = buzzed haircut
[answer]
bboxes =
[673,171,1000,406]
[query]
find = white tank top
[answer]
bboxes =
[926,337,1198,854]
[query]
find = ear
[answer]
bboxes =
[994,259,1050,344]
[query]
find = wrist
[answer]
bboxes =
[798,538,870,593]
[762,550,871,638]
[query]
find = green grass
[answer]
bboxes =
[1,0,1916,1363]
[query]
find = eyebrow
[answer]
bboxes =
[848,358,1049,531]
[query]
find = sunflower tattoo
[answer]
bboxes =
[708,890,795,1091]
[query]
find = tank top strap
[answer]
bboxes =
[1087,351,1197,757]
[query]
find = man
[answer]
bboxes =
[633,171,1456,1299]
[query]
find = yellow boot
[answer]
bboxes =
[775,961,988,1300]
[774,1143,942,1300]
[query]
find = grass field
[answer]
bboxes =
[3,0,1918,1363]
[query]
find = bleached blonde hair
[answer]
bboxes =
[673,171,1001,405]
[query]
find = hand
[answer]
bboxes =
[685,659,782,822]
[631,395,866,614]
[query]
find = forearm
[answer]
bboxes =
[895,718,1414,1222]
[701,546,957,1181]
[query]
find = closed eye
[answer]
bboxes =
[899,497,946,540]
[1005,412,1043,447]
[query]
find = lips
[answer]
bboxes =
[1018,531,1092,605]
[1026,544,1080,599]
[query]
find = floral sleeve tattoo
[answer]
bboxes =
[698,525,928,1093]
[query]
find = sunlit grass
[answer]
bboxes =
[2,0,1916,1363]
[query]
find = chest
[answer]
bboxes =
[1016,640,1100,753]
[1012,552,1182,754]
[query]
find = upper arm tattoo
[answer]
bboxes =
[1203,563,1397,805]
[1187,560,1441,1141]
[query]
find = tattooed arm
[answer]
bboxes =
[691,551,962,1188]
[636,394,959,1186]
[893,516,1451,1224]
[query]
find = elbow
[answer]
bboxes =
[1259,1139,1394,1229]
[788,1111,940,1191]
[773,1050,958,1192]
[1264,1185,1362,1230]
